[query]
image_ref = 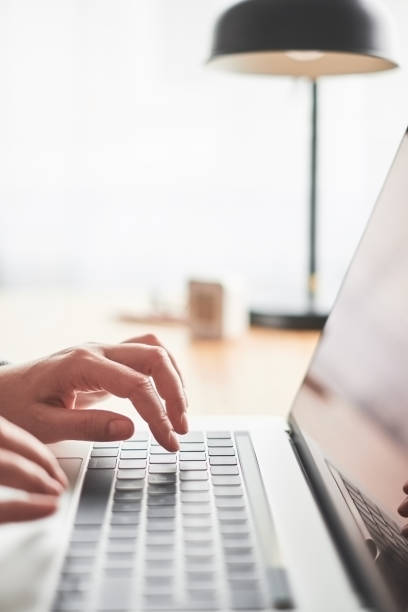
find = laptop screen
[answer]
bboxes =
[290,129,408,610]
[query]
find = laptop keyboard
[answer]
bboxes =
[52,431,292,612]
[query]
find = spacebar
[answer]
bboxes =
[75,468,115,525]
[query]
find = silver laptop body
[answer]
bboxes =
[1,128,408,612]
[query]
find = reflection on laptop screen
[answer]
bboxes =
[291,129,408,610]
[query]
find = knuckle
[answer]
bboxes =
[143,333,160,346]
[67,347,95,365]
[151,346,169,368]
[133,374,153,396]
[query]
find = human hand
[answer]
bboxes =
[0,416,67,523]
[0,334,187,451]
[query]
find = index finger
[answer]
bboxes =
[64,352,180,451]
[122,334,186,388]
[103,344,188,436]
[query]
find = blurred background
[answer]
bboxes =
[0,0,407,314]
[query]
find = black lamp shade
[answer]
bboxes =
[209,0,399,77]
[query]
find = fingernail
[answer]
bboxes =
[108,419,134,440]
[179,412,189,434]
[168,430,179,451]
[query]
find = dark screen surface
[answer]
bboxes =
[291,129,408,611]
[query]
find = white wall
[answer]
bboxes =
[0,0,407,312]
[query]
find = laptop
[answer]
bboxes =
[1,128,408,612]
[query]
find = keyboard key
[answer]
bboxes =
[148,506,176,518]
[216,497,245,509]
[207,432,231,439]
[145,560,174,580]
[213,486,243,497]
[148,473,176,485]
[91,448,119,457]
[117,468,146,478]
[96,576,132,610]
[54,591,87,610]
[149,464,177,474]
[119,459,146,470]
[224,551,256,569]
[93,442,120,448]
[145,579,174,594]
[179,461,207,471]
[106,538,137,553]
[222,534,252,546]
[122,441,148,450]
[179,452,206,461]
[109,525,138,539]
[208,448,235,456]
[220,523,250,535]
[114,490,144,501]
[147,518,176,531]
[180,471,208,481]
[115,479,145,490]
[59,572,91,592]
[183,516,213,529]
[112,499,142,511]
[186,570,215,583]
[103,555,135,571]
[88,457,117,469]
[211,466,239,475]
[181,492,210,504]
[68,541,98,556]
[147,495,177,506]
[146,532,175,546]
[64,556,95,572]
[207,439,233,447]
[111,512,140,525]
[150,446,177,455]
[230,589,263,610]
[179,432,204,443]
[75,469,115,525]
[180,481,209,492]
[129,433,149,441]
[212,475,241,486]
[184,532,213,543]
[187,588,217,603]
[182,504,211,515]
[120,450,147,459]
[149,454,177,464]
[146,549,175,562]
[71,526,101,542]
[185,554,214,565]
[217,509,248,522]
[143,594,174,609]
[180,443,205,452]
[148,483,176,495]
[210,456,237,466]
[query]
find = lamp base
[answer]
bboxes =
[249,309,327,330]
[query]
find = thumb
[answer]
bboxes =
[32,405,134,443]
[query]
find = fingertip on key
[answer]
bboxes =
[179,412,189,435]
[168,430,180,452]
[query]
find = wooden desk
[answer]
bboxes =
[0,289,319,417]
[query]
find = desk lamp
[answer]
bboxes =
[208,0,399,329]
